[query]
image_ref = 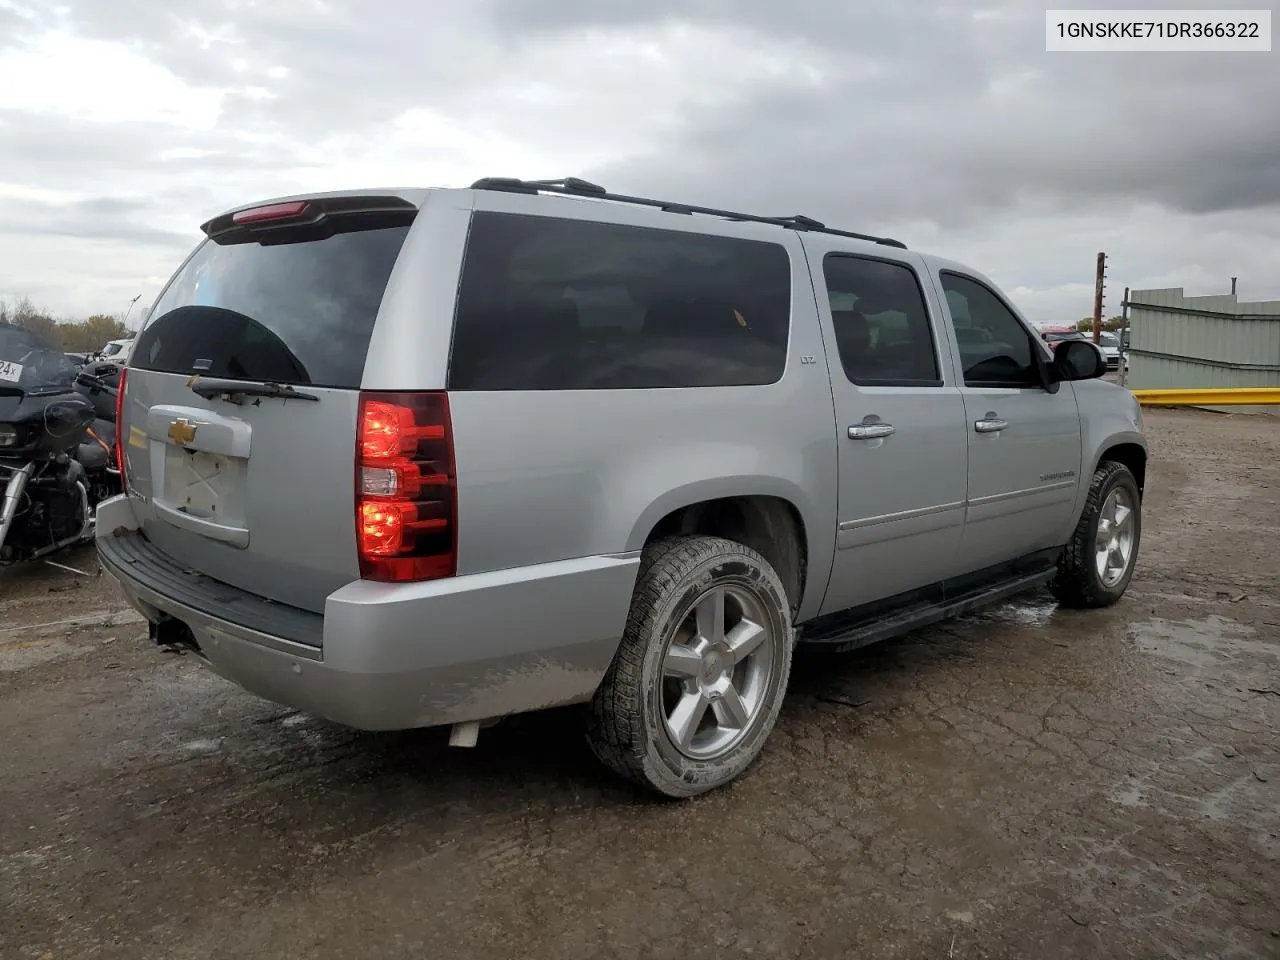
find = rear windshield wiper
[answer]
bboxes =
[186,375,320,404]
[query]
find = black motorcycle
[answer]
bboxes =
[0,322,122,566]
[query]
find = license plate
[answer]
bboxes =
[167,449,231,518]
[0,361,23,384]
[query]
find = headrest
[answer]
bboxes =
[645,298,746,339]
[461,293,580,342]
[523,296,579,339]
[850,292,895,316]
[832,309,871,341]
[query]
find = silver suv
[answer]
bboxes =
[96,177,1147,797]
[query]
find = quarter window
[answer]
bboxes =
[448,213,792,391]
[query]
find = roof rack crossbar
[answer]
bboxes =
[468,177,907,249]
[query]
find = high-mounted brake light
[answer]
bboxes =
[231,200,310,225]
[356,391,457,582]
[114,368,128,488]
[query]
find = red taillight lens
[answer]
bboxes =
[359,399,445,460]
[356,391,456,582]
[114,368,128,489]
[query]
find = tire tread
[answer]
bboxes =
[1051,460,1139,609]
[585,535,791,796]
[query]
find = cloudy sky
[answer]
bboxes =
[1,0,1277,325]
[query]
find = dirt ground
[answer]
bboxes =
[1,407,1277,960]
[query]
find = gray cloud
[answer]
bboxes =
[0,111,242,177]
[491,0,976,46]
[0,195,195,248]
[0,7,23,42]
[569,2,1280,228]
[59,0,509,137]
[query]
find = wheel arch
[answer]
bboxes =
[1093,436,1147,499]
[636,492,810,619]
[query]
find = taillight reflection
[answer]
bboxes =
[114,368,128,488]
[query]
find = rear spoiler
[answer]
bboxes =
[200,195,418,246]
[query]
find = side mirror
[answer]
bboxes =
[1052,339,1106,381]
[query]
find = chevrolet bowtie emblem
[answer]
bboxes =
[167,418,199,446]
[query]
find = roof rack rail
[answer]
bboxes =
[468,177,907,249]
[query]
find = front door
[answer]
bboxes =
[932,270,1083,572]
[812,248,970,616]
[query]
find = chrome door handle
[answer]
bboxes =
[974,418,1009,433]
[848,422,896,440]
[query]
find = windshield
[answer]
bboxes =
[0,322,80,394]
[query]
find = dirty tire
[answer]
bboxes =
[586,535,793,799]
[1051,460,1142,609]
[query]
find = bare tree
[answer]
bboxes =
[1,298,131,353]
[1,296,59,342]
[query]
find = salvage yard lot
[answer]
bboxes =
[2,408,1277,960]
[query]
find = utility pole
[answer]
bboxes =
[123,293,141,329]
[1092,252,1106,345]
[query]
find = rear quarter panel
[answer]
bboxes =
[432,193,840,623]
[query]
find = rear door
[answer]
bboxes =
[120,195,421,613]
[807,244,970,616]
[932,269,1083,572]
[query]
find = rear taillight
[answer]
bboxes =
[356,391,457,582]
[114,368,128,489]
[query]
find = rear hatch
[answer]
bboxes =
[120,195,418,613]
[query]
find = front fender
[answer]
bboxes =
[1066,380,1148,531]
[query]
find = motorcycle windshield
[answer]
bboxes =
[0,322,79,395]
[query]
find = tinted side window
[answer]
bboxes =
[134,225,412,389]
[448,213,791,390]
[822,255,940,386]
[940,273,1039,387]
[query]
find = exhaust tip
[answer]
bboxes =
[448,721,481,748]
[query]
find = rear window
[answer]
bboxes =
[448,212,792,390]
[132,225,411,388]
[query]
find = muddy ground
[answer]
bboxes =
[1,407,1277,960]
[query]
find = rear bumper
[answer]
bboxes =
[95,495,639,731]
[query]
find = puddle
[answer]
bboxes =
[1108,749,1279,826]
[1127,615,1276,673]
[1110,779,1147,809]
[980,595,1058,627]
[181,738,223,754]
[1107,617,1279,826]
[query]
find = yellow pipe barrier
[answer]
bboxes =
[1129,387,1280,406]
